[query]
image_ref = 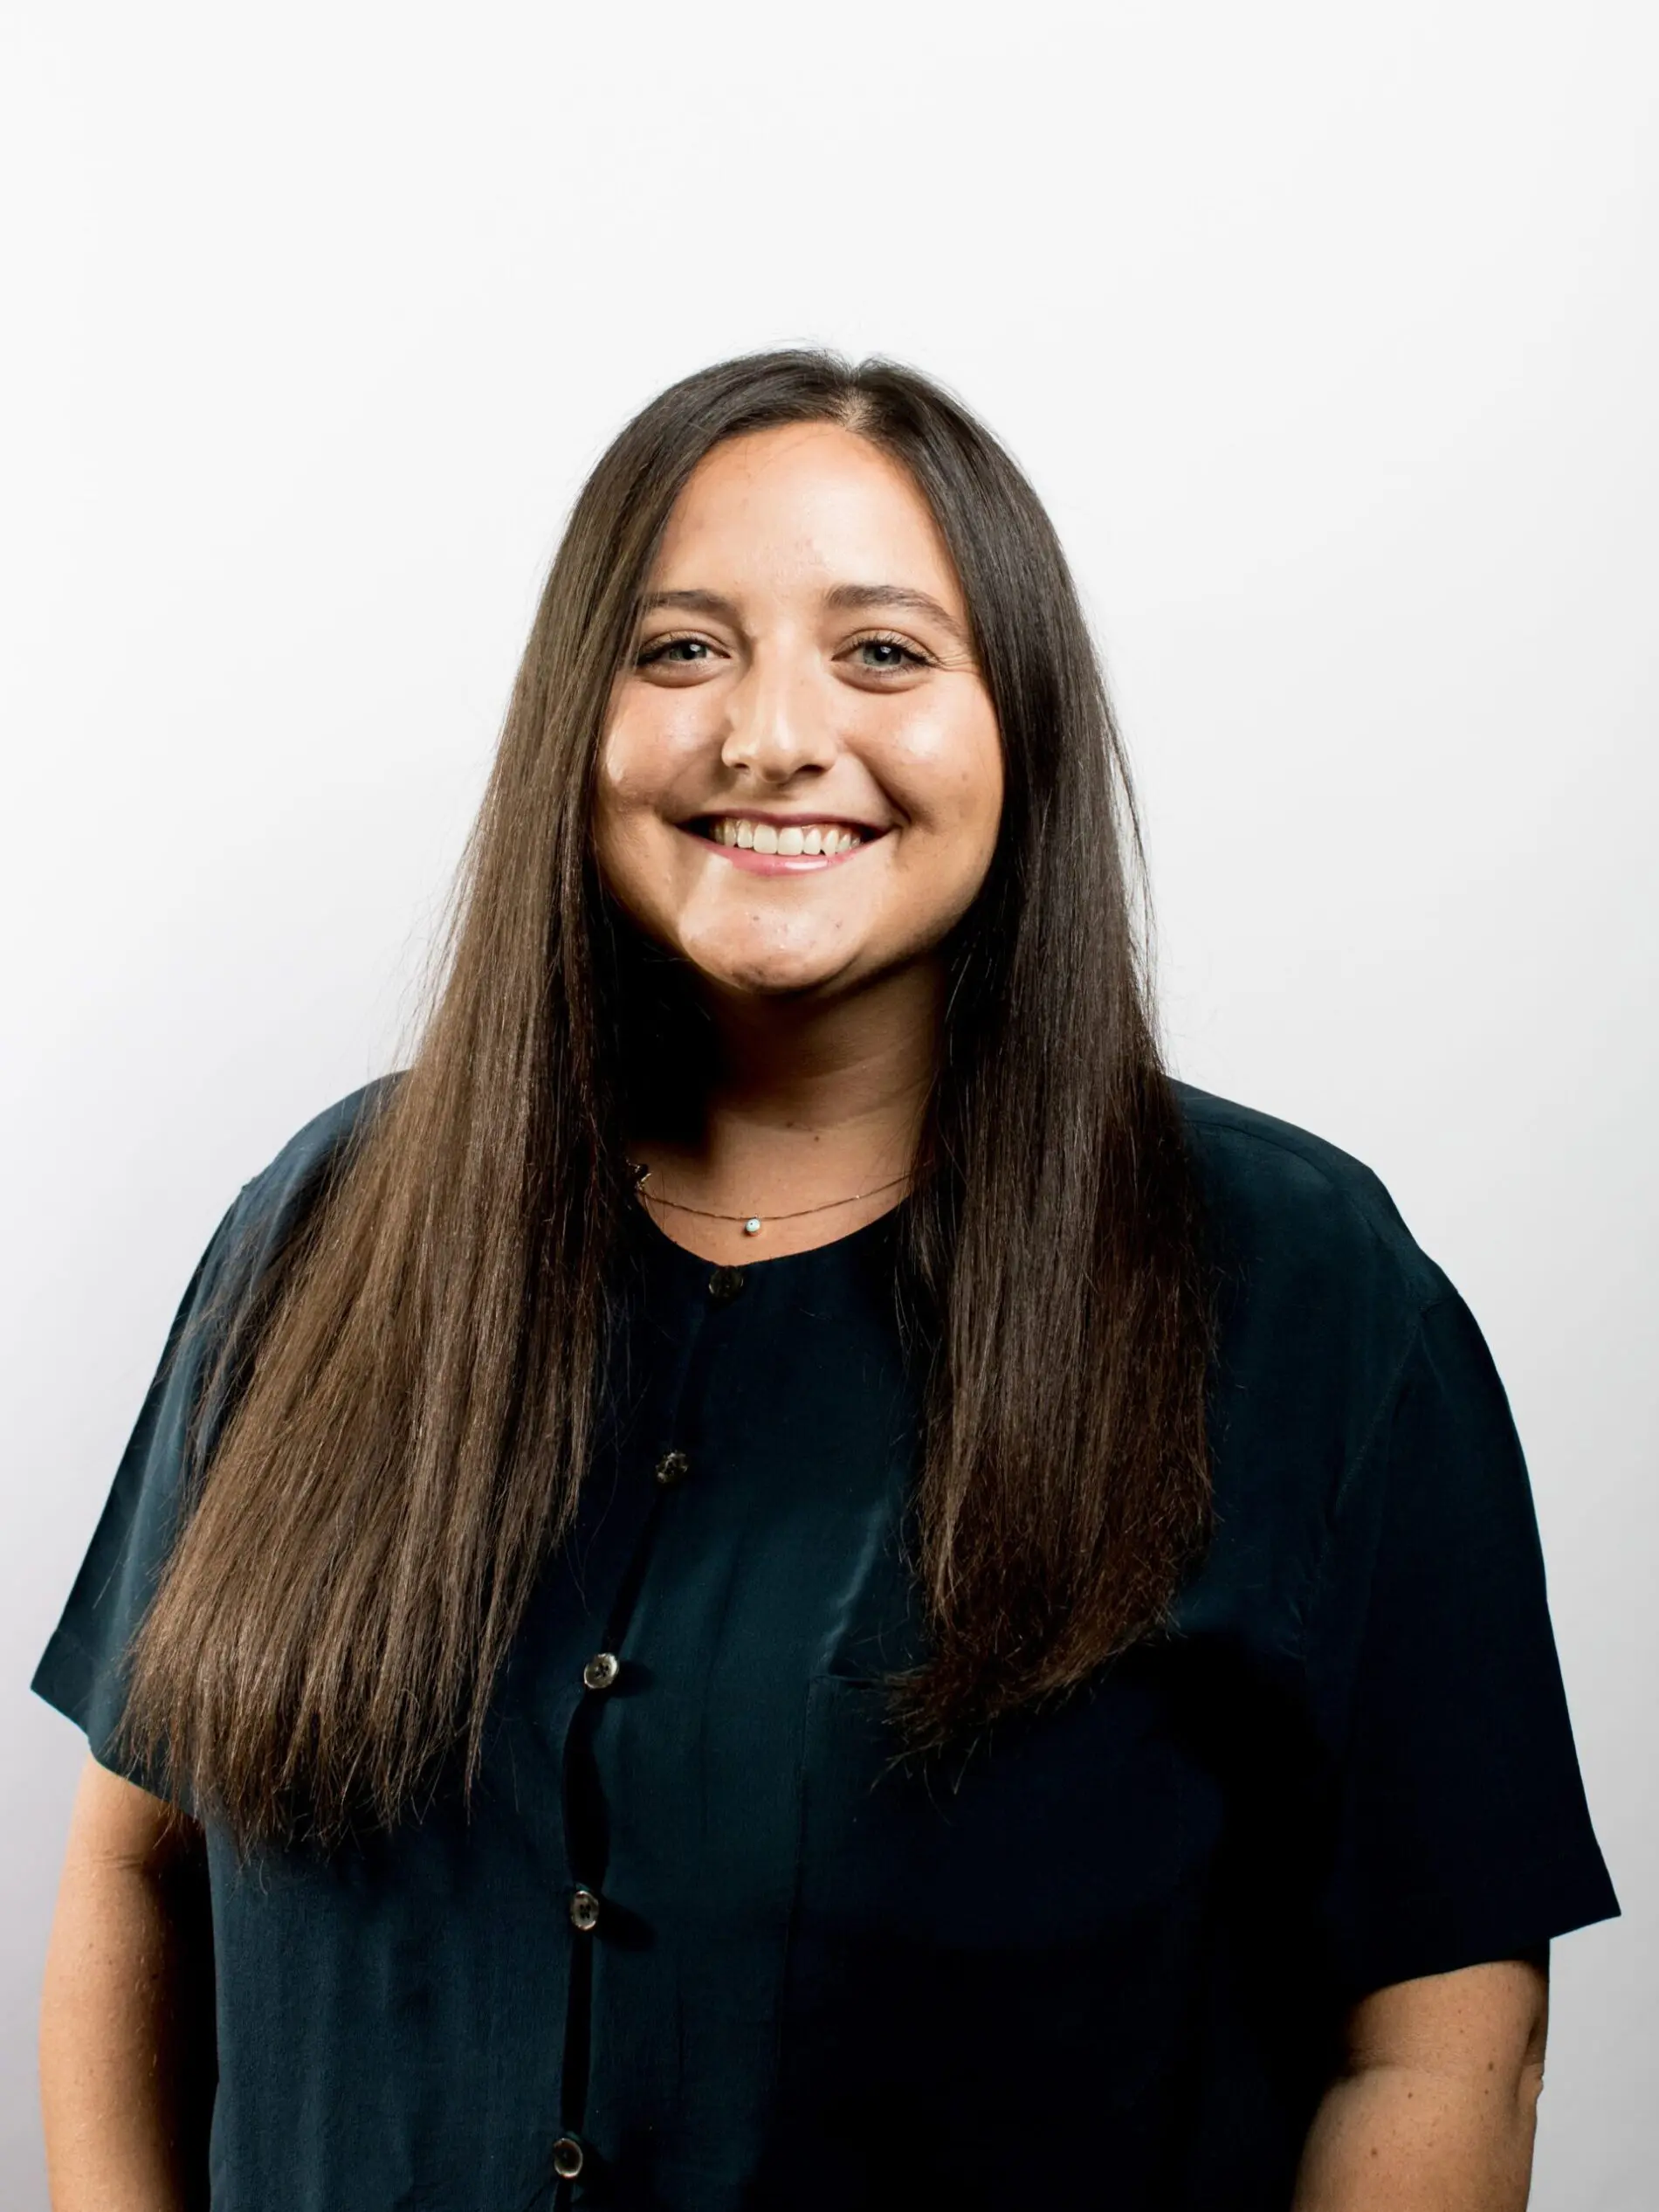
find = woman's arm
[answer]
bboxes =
[39,1754,216,2212]
[1292,1957,1549,2211]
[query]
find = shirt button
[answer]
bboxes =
[552,2133,585,2180]
[706,1264,747,1305]
[653,1449,690,1486]
[582,1650,620,1691]
[568,1887,602,1933]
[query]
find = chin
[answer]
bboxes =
[683,939,863,1001]
[705,960,857,1002]
[669,915,861,999]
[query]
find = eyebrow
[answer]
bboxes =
[638,582,972,652]
[823,583,971,651]
[638,589,740,621]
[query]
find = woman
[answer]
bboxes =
[35,351,1617,2210]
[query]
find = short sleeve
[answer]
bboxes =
[30,1190,257,1800]
[1317,1289,1620,2000]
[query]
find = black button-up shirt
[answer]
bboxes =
[31,1077,1618,2209]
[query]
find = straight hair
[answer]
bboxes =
[119,350,1217,1850]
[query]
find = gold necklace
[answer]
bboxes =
[630,1161,912,1238]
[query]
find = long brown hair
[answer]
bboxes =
[119,350,1216,1850]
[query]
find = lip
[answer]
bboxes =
[678,813,888,877]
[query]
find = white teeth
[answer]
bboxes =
[707,818,866,855]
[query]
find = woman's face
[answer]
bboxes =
[594,422,1003,1003]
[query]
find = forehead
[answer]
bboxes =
[649,423,962,604]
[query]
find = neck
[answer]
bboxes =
[630,961,941,1259]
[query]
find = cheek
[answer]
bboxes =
[589,739,634,890]
[597,712,671,817]
[879,697,1004,845]
[595,710,711,895]
[592,717,678,910]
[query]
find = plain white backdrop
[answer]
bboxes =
[3,2,1653,2202]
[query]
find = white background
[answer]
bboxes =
[3,3,1653,2201]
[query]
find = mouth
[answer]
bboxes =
[679,812,887,875]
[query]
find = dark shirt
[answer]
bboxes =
[31,1076,1619,2210]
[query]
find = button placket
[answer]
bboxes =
[550,1248,740,2192]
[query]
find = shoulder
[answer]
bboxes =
[1167,1085,1483,1657]
[234,1072,407,1222]
[1171,1079,1453,1320]
[203,1072,409,1312]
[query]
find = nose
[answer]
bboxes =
[718,651,836,786]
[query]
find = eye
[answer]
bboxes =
[844,631,931,674]
[637,632,719,668]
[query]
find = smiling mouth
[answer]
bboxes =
[682,815,885,871]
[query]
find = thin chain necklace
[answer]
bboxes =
[630,1161,912,1238]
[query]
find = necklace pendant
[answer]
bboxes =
[743,1216,762,1237]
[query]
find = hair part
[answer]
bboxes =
[118,349,1216,1850]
